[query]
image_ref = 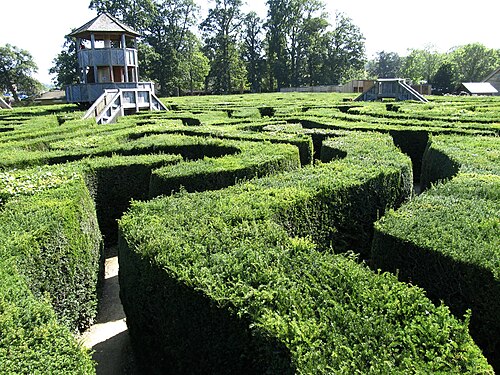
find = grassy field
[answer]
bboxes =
[0,93,498,373]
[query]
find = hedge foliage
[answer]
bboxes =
[0,177,102,331]
[118,131,491,373]
[149,140,300,198]
[1,94,499,373]
[0,259,94,374]
[0,178,100,373]
[0,102,306,372]
[372,134,500,367]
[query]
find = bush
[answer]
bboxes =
[372,134,500,367]
[116,132,491,373]
[80,153,183,245]
[149,141,300,198]
[0,259,94,374]
[0,177,103,331]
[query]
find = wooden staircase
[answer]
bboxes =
[0,97,12,109]
[84,88,167,124]
[355,79,428,103]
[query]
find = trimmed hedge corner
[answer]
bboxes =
[0,177,103,331]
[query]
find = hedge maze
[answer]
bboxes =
[0,93,498,373]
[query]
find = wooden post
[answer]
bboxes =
[90,33,98,84]
[122,34,129,83]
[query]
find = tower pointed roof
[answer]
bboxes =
[68,12,140,39]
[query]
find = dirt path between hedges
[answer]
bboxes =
[80,247,138,374]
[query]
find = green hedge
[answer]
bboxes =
[1,97,498,373]
[0,177,101,373]
[421,134,500,190]
[0,259,94,374]
[149,141,300,198]
[372,134,500,368]
[116,132,491,373]
[80,154,183,245]
[125,123,314,166]
[0,177,103,331]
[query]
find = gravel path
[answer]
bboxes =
[80,248,138,374]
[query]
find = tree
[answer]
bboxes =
[432,62,455,94]
[400,46,443,84]
[50,38,79,88]
[0,44,41,102]
[145,0,200,96]
[367,51,402,79]
[265,0,288,90]
[177,34,210,94]
[449,43,500,84]
[89,0,203,96]
[321,12,365,85]
[298,7,329,86]
[266,0,327,89]
[242,12,264,93]
[200,0,245,94]
[89,0,154,33]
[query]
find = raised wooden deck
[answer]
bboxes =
[66,82,155,104]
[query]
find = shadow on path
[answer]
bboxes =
[81,248,138,374]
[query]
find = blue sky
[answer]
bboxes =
[1,0,499,84]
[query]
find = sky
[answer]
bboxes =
[1,0,499,85]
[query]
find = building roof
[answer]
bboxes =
[34,90,66,103]
[461,82,498,95]
[482,67,500,82]
[68,12,140,39]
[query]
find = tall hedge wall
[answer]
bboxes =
[1,95,498,373]
[372,134,500,368]
[0,259,94,374]
[0,177,101,373]
[118,132,491,373]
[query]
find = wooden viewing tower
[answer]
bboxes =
[65,13,166,124]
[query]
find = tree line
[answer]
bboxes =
[369,45,500,94]
[2,0,500,100]
[54,0,366,96]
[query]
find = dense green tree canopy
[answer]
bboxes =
[321,12,365,85]
[400,46,443,84]
[242,12,265,93]
[449,43,500,83]
[367,51,402,79]
[200,0,245,94]
[0,44,41,102]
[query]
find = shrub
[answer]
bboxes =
[372,134,500,367]
[149,141,300,198]
[0,177,103,331]
[0,259,94,374]
[116,132,491,373]
[80,153,183,245]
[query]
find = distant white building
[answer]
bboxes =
[459,82,498,96]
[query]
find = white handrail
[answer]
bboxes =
[83,89,119,119]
